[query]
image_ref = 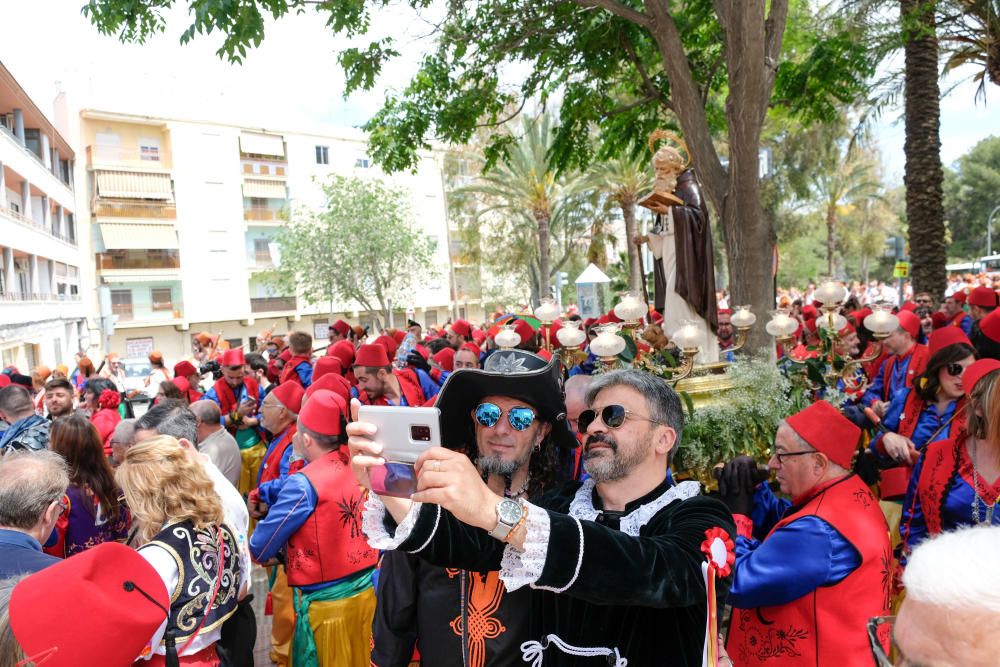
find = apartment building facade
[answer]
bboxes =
[79,110,484,364]
[0,62,86,372]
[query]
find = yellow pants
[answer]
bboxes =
[238,442,266,496]
[270,566,295,667]
[297,587,376,667]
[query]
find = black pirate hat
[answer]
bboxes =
[435,349,574,453]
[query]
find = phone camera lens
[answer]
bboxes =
[410,425,431,441]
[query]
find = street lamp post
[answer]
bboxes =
[989,205,1000,258]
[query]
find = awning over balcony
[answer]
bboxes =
[102,274,179,283]
[239,132,285,157]
[242,179,287,199]
[95,170,173,200]
[99,223,179,250]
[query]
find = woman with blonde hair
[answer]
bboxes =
[117,435,244,666]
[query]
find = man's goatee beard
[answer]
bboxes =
[477,454,523,477]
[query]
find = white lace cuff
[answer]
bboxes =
[500,502,550,592]
[362,494,423,551]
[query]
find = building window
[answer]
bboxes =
[355,157,370,169]
[151,288,173,311]
[254,238,273,266]
[111,289,133,320]
[425,310,438,327]
[315,146,329,165]
[139,137,160,161]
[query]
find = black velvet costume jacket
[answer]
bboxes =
[371,552,531,667]
[367,478,735,666]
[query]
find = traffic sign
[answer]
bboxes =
[893,261,910,278]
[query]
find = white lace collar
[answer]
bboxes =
[567,478,701,536]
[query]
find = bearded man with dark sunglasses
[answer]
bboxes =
[352,367,735,667]
[367,349,573,667]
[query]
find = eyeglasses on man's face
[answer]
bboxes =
[771,448,815,464]
[869,615,923,666]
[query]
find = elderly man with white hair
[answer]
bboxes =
[869,525,1000,666]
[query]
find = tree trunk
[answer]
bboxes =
[826,204,837,277]
[901,0,946,299]
[621,198,643,292]
[536,212,551,304]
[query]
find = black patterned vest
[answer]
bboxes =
[141,520,241,645]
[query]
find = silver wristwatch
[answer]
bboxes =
[488,498,524,541]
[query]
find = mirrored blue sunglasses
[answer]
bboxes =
[474,403,537,431]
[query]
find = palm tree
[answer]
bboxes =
[940,0,1000,97]
[456,114,580,304]
[811,149,884,276]
[579,156,654,291]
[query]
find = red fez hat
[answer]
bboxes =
[718,308,733,316]
[414,344,430,361]
[596,314,611,325]
[461,342,481,356]
[374,334,398,358]
[900,301,918,313]
[391,329,406,344]
[173,360,197,378]
[0,375,10,388]
[537,349,553,361]
[471,329,487,345]
[804,318,818,335]
[450,319,472,339]
[220,348,245,367]
[802,305,818,320]
[10,542,169,667]
[355,343,391,368]
[171,376,190,393]
[928,327,972,357]
[980,309,1000,343]
[313,355,343,381]
[953,289,969,304]
[896,310,921,339]
[963,359,1000,397]
[433,347,455,372]
[785,400,860,469]
[584,317,597,328]
[271,381,305,414]
[305,372,352,407]
[539,325,562,349]
[605,310,623,324]
[968,286,998,308]
[298,389,345,436]
[838,322,856,337]
[650,310,664,325]
[329,340,355,365]
[512,318,535,345]
[331,319,351,337]
[931,311,949,330]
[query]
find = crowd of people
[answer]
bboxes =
[2,280,1000,667]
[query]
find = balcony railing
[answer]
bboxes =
[97,253,181,270]
[0,124,73,189]
[93,201,177,219]
[244,208,288,222]
[86,145,169,169]
[0,292,82,303]
[0,205,77,246]
[248,255,276,270]
[250,296,296,313]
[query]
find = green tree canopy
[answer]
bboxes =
[944,135,1000,260]
[266,175,438,325]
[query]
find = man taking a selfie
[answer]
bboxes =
[352,367,735,667]
[368,349,573,667]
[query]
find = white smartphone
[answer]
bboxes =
[358,405,442,498]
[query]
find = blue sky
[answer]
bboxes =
[1,1,993,183]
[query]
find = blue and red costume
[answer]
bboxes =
[861,344,930,407]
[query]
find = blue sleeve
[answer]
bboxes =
[201,388,226,424]
[900,454,928,562]
[750,483,791,537]
[862,359,887,406]
[961,316,973,336]
[258,476,284,506]
[296,362,312,388]
[728,515,861,609]
[249,473,317,562]
[416,369,440,399]
[351,386,360,399]
[869,389,908,462]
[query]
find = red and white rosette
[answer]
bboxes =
[701,527,735,667]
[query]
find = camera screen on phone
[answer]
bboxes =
[370,462,418,499]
